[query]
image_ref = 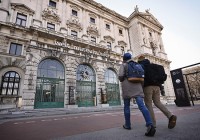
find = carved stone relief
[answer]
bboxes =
[87,25,99,36]
[42,7,61,23]
[66,19,82,31]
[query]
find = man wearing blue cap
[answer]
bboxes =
[118,52,156,137]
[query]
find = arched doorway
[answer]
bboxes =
[35,59,65,109]
[76,64,96,107]
[105,69,120,106]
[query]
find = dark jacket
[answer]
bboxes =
[138,59,160,87]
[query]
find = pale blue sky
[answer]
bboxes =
[94,0,200,70]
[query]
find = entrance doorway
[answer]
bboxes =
[35,59,65,109]
[105,69,120,106]
[76,64,96,107]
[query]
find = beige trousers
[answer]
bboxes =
[144,86,172,127]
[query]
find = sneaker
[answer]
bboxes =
[145,125,156,137]
[168,115,177,129]
[123,125,131,130]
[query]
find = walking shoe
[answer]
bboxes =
[168,115,177,129]
[123,125,131,130]
[145,125,156,137]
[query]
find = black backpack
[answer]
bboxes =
[126,61,144,83]
[145,63,167,84]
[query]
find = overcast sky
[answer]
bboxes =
[94,0,200,70]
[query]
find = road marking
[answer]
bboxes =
[14,122,24,125]
[41,119,52,122]
[26,121,35,123]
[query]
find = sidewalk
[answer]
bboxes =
[0,105,127,121]
[0,102,198,121]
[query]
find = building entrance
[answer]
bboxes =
[35,59,65,109]
[76,64,96,107]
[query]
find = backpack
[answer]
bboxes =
[126,61,145,82]
[145,63,167,84]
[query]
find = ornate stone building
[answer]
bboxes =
[0,0,175,110]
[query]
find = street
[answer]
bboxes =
[0,105,200,140]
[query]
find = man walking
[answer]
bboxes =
[138,57,177,129]
[118,53,156,136]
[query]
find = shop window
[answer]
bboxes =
[49,0,56,8]
[47,22,55,30]
[0,71,20,95]
[16,13,27,27]
[9,43,22,56]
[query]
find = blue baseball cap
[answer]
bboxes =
[123,53,132,61]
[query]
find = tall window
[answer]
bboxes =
[49,0,56,8]
[107,42,111,48]
[90,17,95,23]
[119,29,123,35]
[9,43,22,56]
[121,46,125,55]
[0,71,20,95]
[71,30,78,37]
[106,24,110,30]
[72,9,77,16]
[16,13,27,27]
[105,69,118,84]
[91,36,96,43]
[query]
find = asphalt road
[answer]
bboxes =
[0,105,200,140]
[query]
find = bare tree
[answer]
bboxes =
[183,66,200,100]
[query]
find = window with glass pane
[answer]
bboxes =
[72,9,77,16]
[107,42,111,48]
[9,43,22,56]
[91,37,96,43]
[47,22,55,30]
[38,59,64,79]
[0,71,20,95]
[76,65,95,81]
[71,30,77,37]
[106,24,110,29]
[105,69,118,84]
[16,13,27,26]
[119,29,123,35]
[121,46,125,55]
[49,0,56,8]
[90,17,95,23]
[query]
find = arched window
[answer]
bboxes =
[105,69,118,84]
[0,71,20,95]
[104,69,120,106]
[76,64,96,107]
[35,59,65,108]
[76,64,95,81]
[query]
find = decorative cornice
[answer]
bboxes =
[82,0,128,22]
[103,35,115,42]
[118,40,127,46]
[11,3,35,15]
[70,4,80,11]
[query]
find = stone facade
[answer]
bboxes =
[0,0,175,110]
